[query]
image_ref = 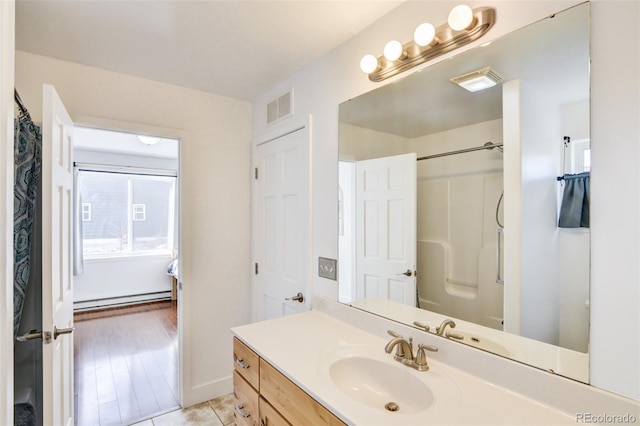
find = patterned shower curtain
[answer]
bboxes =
[13,117,42,338]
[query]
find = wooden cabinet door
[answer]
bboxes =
[233,371,259,426]
[259,359,345,426]
[259,396,290,426]
[234,337,260,390]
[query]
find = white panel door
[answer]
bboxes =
[254,127,309,321]
[356,153,417,306]
[41,84,74,426]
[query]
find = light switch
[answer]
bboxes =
[318,257,337,281]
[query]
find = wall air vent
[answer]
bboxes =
[266,89,293,125]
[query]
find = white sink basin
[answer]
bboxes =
[329,356,432,414]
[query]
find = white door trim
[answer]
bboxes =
[0,1,15,424]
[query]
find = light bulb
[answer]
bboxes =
[383,40,405,61]
[137,135,160,145]
[448,4,474,31]
[414,23,436,47]
[360,54,379,74]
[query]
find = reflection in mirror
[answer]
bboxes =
[338,3,590,382]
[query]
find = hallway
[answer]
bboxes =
[74,301,178,425]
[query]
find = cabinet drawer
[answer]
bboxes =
[233,371,259,426]
[259,359,345,426]
[234,337,260,390]
[259,396,291,426]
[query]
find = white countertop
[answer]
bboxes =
[232,310,577,425]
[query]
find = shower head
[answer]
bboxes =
[484,141,503,153]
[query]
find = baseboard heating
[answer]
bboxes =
[74,291,172,312]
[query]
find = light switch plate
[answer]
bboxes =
[318,257,337,280]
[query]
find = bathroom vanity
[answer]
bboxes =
[232,297,638,425]
[232,337,344,425]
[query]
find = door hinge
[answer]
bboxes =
[254,167,258,180]
[255,262,259,275]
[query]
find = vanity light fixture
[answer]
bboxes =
[383,40,407,61]
[450,66,503,92]
[360,5,496,82]
[448,4,476,31]
[414,23,438,47]
[360,54,380,74]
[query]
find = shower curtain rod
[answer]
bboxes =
[417,142,503,161]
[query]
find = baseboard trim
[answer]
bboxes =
[184,376,233,408]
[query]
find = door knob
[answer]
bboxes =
[53,326,74,340]
[285,292,304,303]
[396,269,414,277]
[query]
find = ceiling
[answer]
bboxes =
[75,126,179,159]
[16,1,402,101]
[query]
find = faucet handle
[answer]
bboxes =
[413,321,431,332]
[415,344,438,371]
[422,344,438,352]
[387,330,401,338]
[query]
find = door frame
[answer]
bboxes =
[250,115,312,323]
[72,115,187,406]
[0,1,15,424]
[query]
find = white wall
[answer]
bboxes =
[253,0,640,401]
[589,0,640,400]
[338,122,410,160]
[74,256,173,305]
[558,100,590,353]
[15,50,252,405]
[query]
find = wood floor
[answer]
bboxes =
[74,301,179,426]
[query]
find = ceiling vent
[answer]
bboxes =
[266,89,293,125]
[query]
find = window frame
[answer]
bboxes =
[76,163,177,260]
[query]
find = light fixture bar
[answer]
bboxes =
[367,7,496,82]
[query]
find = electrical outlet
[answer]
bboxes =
[318,257,337,280]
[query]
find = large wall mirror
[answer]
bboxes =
[338,3,590,382]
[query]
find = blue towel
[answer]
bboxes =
[558,172,590,228]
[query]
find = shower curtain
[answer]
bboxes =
[13,117,42,338]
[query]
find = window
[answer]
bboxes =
[132,204,146,221]
[570,139,591,173]
[82,203,92,221]
[78,169,176,258]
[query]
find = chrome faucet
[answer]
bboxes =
[385,330,438,371]
[436,319,456,336]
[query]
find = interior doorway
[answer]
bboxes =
[73,126,181,425]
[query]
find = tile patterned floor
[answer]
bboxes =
[130,393,235,426]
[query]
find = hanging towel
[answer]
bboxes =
[558,172,590,228]
[13,117,42,338]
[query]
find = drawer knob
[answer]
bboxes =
[236,404,251,418]
[236,357,250,369]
